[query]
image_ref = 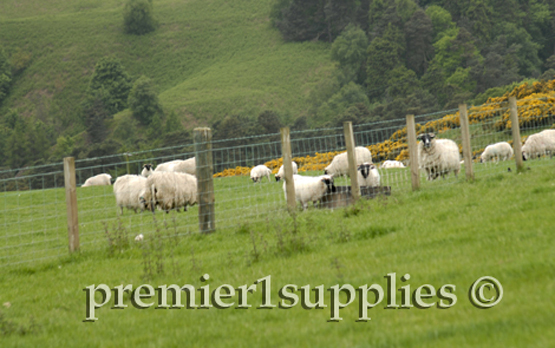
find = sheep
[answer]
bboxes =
[154,157,196,176]
[283,174,336,210]
[141,164,154,177]
[113,175,147,214]
[480,142,514,163]
[417,133,460,181]
[82,173,112,187]
[324,146,372,177]
[140,171,197,213]
[134,234,144,242]
[357,163,380,187]
[275,161,298,181]
[250,165,272,183]
[380,160,406,169]
[521,129,555,160]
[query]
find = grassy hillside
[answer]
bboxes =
[1,160,554,346]
[0,0,334,131]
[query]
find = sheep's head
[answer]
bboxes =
[417,133,435,148]
[522,151,528,161]
[143,164,153,171]
[357,163,372,179]
[275,175,281,182]
[321,175,336,193]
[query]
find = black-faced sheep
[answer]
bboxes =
[417,133,460,181]
[357,163,380,187]
[140,171,197,213]
[324,147,372,177]
[522,129,555,160]
[141,164,154,177]
[283,174,336,210]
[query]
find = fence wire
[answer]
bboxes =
[1,99,554,268]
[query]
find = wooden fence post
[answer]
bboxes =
[194,128,216,234]
[509,96,524,172]
[406,115,420,191]
[459,104,474,180]
[344,122,360,202]
[280,127,297,211]
[63,157,79,253]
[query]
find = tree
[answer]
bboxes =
[82,92,109,143]
[87,57,132,116]
[123,0,156,35]
[404,9,434,76]
[331,24,368,84]
[128,75,161,126]
[0,48,12,105]
[257,111,282,134]
[425,5,455,42]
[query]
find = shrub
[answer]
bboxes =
[123,0,156,35]
[128,75,161,125]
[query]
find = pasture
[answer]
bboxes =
[1,158,554,347]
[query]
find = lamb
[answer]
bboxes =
[417,133,460,181]
[521,129,555,160]
[324,147,372,177]
[154,157,196,176]
[113,175,147,214]
[82,173,112,187]
[380,160,406,169]
[141,164,154,177]
[480,142,514,163]
[357,163,380,187]
[275,161,298,181]
[250,165,272,183]
[140,171,197,213]
[283,174,336,210]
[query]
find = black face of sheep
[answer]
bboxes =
[522,152,528,161]
[357,163,374,179]
[322,177,336,193]
[143,164,153,170]
[417,133,435,148]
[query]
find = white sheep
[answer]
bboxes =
[141,164,154,177]
[140,171,197,213]
[154,157,196,176]
[324,146,372,177]
[357,163,380,187]
[480,142,514,163]
[82,173,112,187]
[134,234,144,242]
[522,129,555,160]
[380,160,406,169]
[417,133,460,181]
[113,175,147,214]
[275,161,298,181]
[250,165,272,183]
[283,174,335,210]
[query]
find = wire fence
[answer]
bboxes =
[1,97,554,268]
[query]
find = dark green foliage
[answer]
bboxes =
[257,110,283,134]
[331,24,368,84]
[87,57,132,116]
[82,92,109,143]
[0,49,12,105]
[128,75,161,126]
[123,0,156,35]
[404,9,434,76]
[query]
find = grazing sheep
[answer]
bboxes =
[275,161,298,181]
[357,163,380,187]
[141,164,154,177]
[480,142,514,163]
[154,157,196,176]
[140,171,197,213]
[324,147,372,177]
[380,160,406,169]
[521,129,555,160]
[283,174,336,210]
[250,165,272,183]
[113,175,147,214]
[82,173,112,187]
[417,133,460,181]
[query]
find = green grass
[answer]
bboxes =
[1,160,554,346]
[0,0,334,130]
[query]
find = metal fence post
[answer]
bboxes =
[280,127,296,211]
[194,128,216,234]
[459,104,474,180]
[344,121,360,202]
[509,96,524,172]
[63,157,79,253]
[406,115,420,191]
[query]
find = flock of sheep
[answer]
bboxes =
[80,128,555,212]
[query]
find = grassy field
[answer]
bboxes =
[0,0,334,130]
[0,158,554,346]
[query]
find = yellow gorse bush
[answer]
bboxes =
[214,79,555,177]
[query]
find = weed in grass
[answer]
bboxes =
[0,311,38,336]
[249,229,260,263]
[330,257,344,281]
[190,246,201,274]
[103,218,130,256]
[356,226,397,240]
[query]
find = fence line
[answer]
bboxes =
[1,97,554,268]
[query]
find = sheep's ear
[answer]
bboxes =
[417,134,424,141]
[429,132,435,139]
